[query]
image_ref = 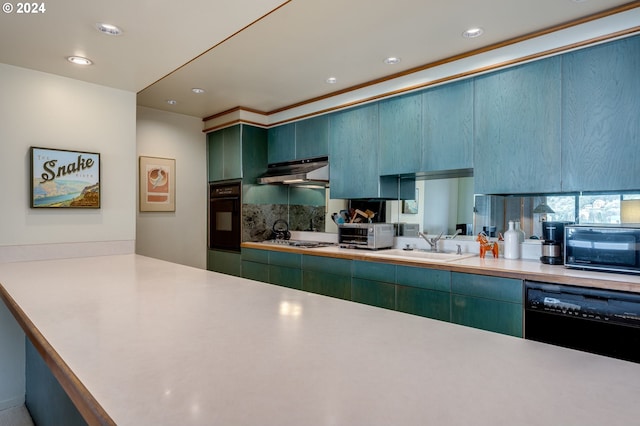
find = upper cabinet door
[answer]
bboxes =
[474,57,562,194]
[422,79,473,172]
[562,36,640,192]
[329,103,380,199]
[267,123,295,164]
[296,115,329,160]
[379,92,422,175]
[207,125,243,181]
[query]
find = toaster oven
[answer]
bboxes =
[565,225,640,274]
[339,223,394,250]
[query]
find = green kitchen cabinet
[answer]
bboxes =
[267,123,295,164]
[422,79,474,173]
[329,103,380,199]
[302,254,352,300]
[241,248,269,282]
[295,114,329,160]
[474,57,562,194]
[379,92,422,175]
[561,35,640,192]
[450,272,523,337]
[268,251,303,290]
[267,116,329,164]
[351,261,396,310]
[396,265,451,321]
[208,124,267,183]
[208,249,242,277]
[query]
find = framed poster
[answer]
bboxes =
[139,156,175,212]
[30,147,100,208]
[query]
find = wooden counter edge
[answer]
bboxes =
[0,284,116,426]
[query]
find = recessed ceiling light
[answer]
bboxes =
[462,27,484,38]
[326,77,337,84]
[166,100,177,105]
[95,23,123,36]
[67,56,93,65]
[191,88,205,94]
[384,57,401,65]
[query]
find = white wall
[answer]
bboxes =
[0,63,137,409]
[136,106,207,269]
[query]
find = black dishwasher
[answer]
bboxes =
[525,281,640,363]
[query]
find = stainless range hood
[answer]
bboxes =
[258,156,329,185]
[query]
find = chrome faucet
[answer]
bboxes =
[448,229,463,239]
[419,231,443,251]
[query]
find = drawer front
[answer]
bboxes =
[269,251,302,269]
[352,260,395,282]
[241,248,269,264]
[451,272,522,303]
[396,265,450,292]
[302,254,351,276]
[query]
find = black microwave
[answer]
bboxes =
[565,225,640,274]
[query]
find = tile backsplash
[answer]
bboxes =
[242,204,325,242]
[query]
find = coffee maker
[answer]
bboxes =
[540,221,571,265]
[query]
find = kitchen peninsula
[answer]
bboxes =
[1,254,640,425]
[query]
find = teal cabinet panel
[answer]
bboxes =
[241,125,268,183]
[351,278,396,310]
[207,130,225,181]
[451,272,522,304]
[207,124,264,182]
[396,286,450,321]
[302,270,351,300]
[422,79,473,172]
[208,250,241,277]
[562,35,640,192]
[267,123,295,164]
[296,115,329,160]
[396,265,450,292]
[223,125,242,179]
[302,254,351,276]
[328,103,381,199]
[379,92,422,175]
[269,265,302,290]
[269,251,302,269]
[242,260,269,282]
[474,57,562,194]
[242,248,269,264]
[352,260,395,282]
[451,295,523,337]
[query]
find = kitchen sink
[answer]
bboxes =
[373,249,477,262]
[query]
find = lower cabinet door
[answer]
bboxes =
[396,286,450,321]
[451,295,523,337]
[302,270,351,300]
[241,260,269,282]
[351,278,396,310]
[269,265,302,290]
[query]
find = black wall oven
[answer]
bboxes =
[209,182,241,252]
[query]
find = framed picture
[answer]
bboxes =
[30,147,100,208]
[402,188,419,214]
[139,156,175,212]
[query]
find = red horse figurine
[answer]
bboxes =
[477,233,499,258]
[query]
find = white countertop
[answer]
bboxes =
[1,254,640,425]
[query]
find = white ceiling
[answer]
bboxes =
[1,0,638,120]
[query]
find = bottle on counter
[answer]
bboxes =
[504,220,521,260]
[514,220,525,243]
